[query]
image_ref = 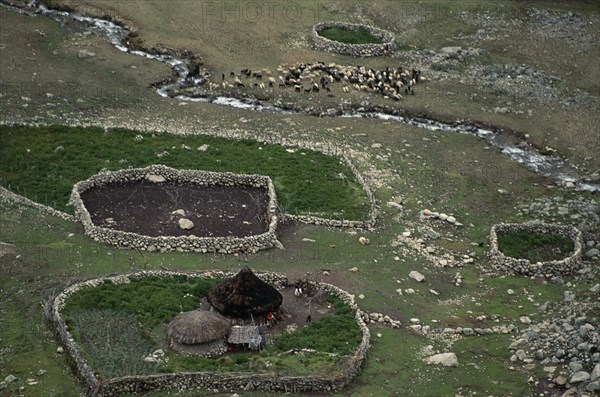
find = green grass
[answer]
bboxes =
[0,125,370,220]
[497,230,575,262]
[61,275,361,379]
[63,276,218,328]
[67,310,158,378]
[318,27,384,45]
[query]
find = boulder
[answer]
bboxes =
[570,371,590,383]
[178,218,195,230]
[409,270,425,282]
[78,49,96,59]
[146,174,166,183]
[426,352,459,367]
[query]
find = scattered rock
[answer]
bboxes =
[358,236,370,245]
[178,218,195,230]
[585,248,599,258]
[54,145,65,154]
[409,270,425,282]
[197,144,209,151]
[520,316,532,324]
[426,352,459,367]
[570,371,590,383]
[4,375,17,384]
[77,49,96,59]
[273,240,284,250]
[348,267,359,272]
[146,174,166,183]
[56,346,64,354]
[387,201,403,210]
[171,209,186,216]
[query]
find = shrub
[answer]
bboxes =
[68,309,158,377]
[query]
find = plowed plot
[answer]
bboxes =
[80,181,269,237]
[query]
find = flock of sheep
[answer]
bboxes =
[204,62,427,101]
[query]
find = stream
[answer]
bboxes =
[3,0,599,194]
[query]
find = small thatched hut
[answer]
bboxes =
[207,267,283,319]
[167,310,231,357]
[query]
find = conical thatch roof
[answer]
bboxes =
[167,310,231,345]
[207,267,283,318]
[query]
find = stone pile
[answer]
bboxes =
[509,287,599,395]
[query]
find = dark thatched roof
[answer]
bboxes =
[207,267,283,318]
[167,310,231,345]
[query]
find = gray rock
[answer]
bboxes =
[570,371,590,383]
[178,218,195,230]
[409,270,425,283]
[4,375,16,383]
[591,363,600,381]
[146,174,166,183]
[586,381,600,392]
[569,361,583,372]
[387,201,403,211]
[54,145,65,154]
[78,49,96,59]
[440,46,462,55]
[585,248,599,258]
[426,352,459,367]
[426,230,440,240]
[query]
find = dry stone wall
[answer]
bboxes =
[45,270,370,396]
[311,22,395,57]
[0,121,379,232]
[488,222,583,276]
[69,165,279,254]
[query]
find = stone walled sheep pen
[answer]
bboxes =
[488,222,583,277]
[69,165,280,254]
[45,270,371,396]
[311,22,395,57]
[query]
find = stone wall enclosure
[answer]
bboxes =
[69,165,279,255]
[488,222,583,276]
[310,22,395,57]
[45,270,371,396]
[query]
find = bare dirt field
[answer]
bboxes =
[80,181,270,237]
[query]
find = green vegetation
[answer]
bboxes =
[0,125,370,220]
[273,296,361,355]
[68,310,158,377]
[497,230,574,262]
[64,276,218,327]
[62,276,360,378]
[318,27,383,44]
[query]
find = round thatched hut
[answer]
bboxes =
[167,310,231,357]
[207,267,283,319]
